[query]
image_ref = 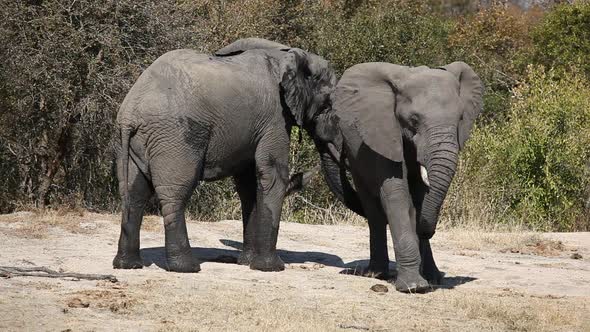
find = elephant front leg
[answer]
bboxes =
[248,149,288,272]
[414,201,443,285]
[380,179,429,293]
[420,239,443,285]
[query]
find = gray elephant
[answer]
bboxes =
[314,62,483,292]
[113,38,336,273]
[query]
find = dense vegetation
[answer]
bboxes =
[0,0,588,231]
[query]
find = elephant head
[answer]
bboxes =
[317,62,483,236]
[407,62,483,238]
[215,38,337,130]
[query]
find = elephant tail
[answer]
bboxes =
[285,165,321,196]
[120,127,133,224]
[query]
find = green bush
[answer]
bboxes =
[302,0,454,74]
[0,0,207,211]
[444,67,590,231]
[531,2,590,79]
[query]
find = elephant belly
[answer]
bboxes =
[202,137,256,181]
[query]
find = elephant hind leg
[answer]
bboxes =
[150,151,203,273]
[114,159,154,269]
[233,164,257,265]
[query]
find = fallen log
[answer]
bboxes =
[0,266,117,282]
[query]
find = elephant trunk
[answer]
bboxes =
[418,127,459,239]
[316,144,365,217]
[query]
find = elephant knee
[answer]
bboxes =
[256,165,288,194]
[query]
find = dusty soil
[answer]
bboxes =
[0,212,589,331]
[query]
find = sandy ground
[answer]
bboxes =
[0,212,589,332]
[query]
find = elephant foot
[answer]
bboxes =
[394,267,430,293]
[422,264,444,285]
[237,249,255,266]
[364,261,390,279]
[249,253,285,272]
[113,253,143,269]
[165,254,201,273]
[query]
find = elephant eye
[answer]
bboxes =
[409,114,420,128]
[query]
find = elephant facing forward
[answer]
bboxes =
[113,38,336,273]
[314,62,483,292]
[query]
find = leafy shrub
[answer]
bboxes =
[0,0,207,211]
[448,2,540,92]
[302,0,454,74]
[444,67,590,231]
[531,1,590,79]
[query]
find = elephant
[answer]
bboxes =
[113,38,337,273]
[313,62,483,292]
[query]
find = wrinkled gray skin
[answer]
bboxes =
[314,62,483,292]
[113,38,336,273]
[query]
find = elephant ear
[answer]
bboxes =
[215,38,290,56]
[442,61,484,149]
[334,63,408,162]
[279,48,312,127]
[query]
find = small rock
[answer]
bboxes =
[370,284,389,293]
[67,298,89,308]
[571,253,583,260]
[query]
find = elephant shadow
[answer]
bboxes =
[340,259,477,290]
[140,243,476,290]
[139,239,346,269]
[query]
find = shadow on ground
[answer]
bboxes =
[340,259,477,290]
[140,239,345,269]
[140,240,476,290]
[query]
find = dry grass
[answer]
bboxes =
[67,289,140,314]
[0,210,116,239]
[141,215,163,232]
[91,281,587,332]
[442,228,542,251]
[439,224,568,257]
[451,289,586,332]
[282,198,366,226]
